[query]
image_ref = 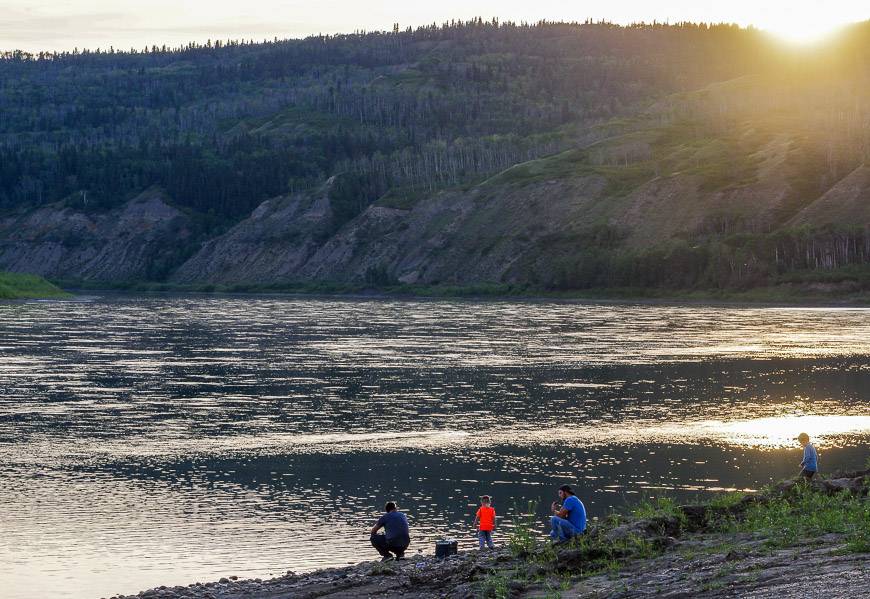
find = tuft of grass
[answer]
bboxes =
[700,579,727,592]
[631,496,683,521]
[367,561,397,576]
[629,495,689,536]
[541,578,570,599]
[478,571,511,599]
[707,491,747,510]
[617,534,661,560]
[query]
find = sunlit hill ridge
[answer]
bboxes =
[1,19,869,295]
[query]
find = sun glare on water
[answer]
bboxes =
[704,415,870,448]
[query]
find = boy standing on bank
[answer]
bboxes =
[798,432,819,480]
[473,495,496,549]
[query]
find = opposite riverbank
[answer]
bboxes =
[112,467,869,599]
[52,277,870,306]
[0,272,70,299]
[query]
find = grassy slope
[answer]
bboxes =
[0,272,70,299]
[479,469,870,597]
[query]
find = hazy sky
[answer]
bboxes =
[2,1,869,52]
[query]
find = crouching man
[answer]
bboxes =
[370,501,410,561]
[550,484,586,543]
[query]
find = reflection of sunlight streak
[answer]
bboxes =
[15,430,475,463]
[502,415,870,451]
[20,416,870,464]
[698,415,870,448]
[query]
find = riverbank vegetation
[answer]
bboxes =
[53,275,870,305]
[0,272,69,299]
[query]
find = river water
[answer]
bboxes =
[1,295,869,598]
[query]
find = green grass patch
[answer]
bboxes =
[0,272,70,299]
[480,480,868,598]
[719,484,870,552]
[260,106,347,130]
[477,114,767,196]
[631,496,685,522]
[374,186,432,210]
[478,570,512,599]
[478,147,655,195]
[651,120,765,191]
[480,149,586,187]
[706,491,747,510]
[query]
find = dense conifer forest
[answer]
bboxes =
[0,20,767,224]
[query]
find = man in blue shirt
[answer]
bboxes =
[370,502,411,561]
[798,432,818,480]
[550,484,587,542]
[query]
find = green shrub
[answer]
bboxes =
[508,501,540,557]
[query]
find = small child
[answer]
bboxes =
[797,432,818,480]
[473,495,496,549]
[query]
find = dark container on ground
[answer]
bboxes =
[435,539,458,558]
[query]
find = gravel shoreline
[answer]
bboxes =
[111,470,870,599]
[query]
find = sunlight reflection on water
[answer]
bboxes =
[702,415,870,448]
[1,296,869,598]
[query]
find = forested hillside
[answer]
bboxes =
[2,19,870,294]
[0,21,766,221]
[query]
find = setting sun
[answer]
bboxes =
[760,12,852,44]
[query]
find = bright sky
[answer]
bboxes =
[2,1,868,52]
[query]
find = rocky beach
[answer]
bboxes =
[110,468,869,599]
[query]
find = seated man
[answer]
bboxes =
[550,484,586,542]
[370,501,410,561]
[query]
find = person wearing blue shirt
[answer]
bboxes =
[798,432,818,480]
[550,484,587,542]
[370,502,411,561]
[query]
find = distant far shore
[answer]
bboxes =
[51,278,870,307]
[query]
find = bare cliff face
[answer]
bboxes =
[0,188,192,282]
[170,181,334,285]
[166,173,613,287]
[297,176,610,286]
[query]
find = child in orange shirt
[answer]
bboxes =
[473,495,496,549]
